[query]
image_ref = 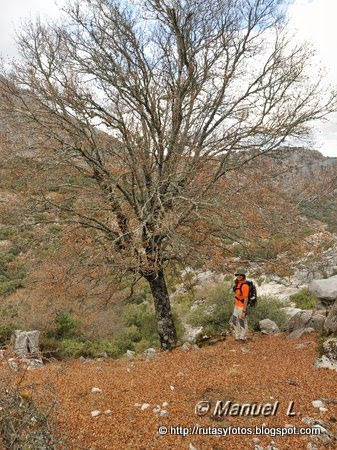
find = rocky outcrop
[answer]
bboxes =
[10,330,43,370]
[13,330,41,358]
[323,301,337,334]
[287,327,315,339]
[308,275,337,305]
[313,338,337,371]
[287,310,326,333]
[259,319,280,335]
[256,282,300,301]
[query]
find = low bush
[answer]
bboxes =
[248,295,289,331]
[59,339,87,359]
[187,282,233,336]
[50,311,79,340]
[0,324,21,347]
[290,288,317,310]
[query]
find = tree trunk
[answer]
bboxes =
[144,268,178,350]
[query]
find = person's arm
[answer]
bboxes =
[242,297,249,318]
[241,284,249,318]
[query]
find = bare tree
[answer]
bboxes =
[1,0,336,349]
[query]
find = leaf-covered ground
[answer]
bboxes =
[28,333,337,449]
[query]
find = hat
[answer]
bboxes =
[234,267,247,276]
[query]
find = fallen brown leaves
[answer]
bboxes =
[14,334,337,449]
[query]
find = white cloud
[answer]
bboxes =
[0,0,61,58]
[287,0,337,157]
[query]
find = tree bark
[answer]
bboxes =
[144,269,178,350]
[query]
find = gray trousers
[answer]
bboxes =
[229,305,248,339]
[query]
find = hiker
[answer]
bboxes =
[230,268,249,341]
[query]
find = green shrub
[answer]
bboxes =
[59,339,87,359]
[123,292,147,304]
[48,225,62,234]
[0,252,16,265]
[173,291,195,314]
[52,311,79,339]
[248,295,289,331]
[84,339,119,358]
[187,282,233,336]
[0,279,23,296]
[122,304,158,343]
[39,336,62,358]
[133,339,152,353]
[290,289,317,310]
[0,227,12,240]
[0,324,20,346]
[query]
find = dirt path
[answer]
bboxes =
[28,333,337,449]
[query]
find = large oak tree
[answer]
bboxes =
[1,0,336,349]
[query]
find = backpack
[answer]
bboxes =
[233,279,257,307]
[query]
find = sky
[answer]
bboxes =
[1,0,337,157]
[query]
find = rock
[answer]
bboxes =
[192,344,200,350]
[307,443,318,450]
[302,417,334,445]
[313,355,337,371]
[143,348,157,358]
[294,342,311,349]
[324,301,337,334]
[126,350,136,359]
[170,385,175,391]
[14,330,41,358]
[182,342,192,351]
[240,347,250,353]
[91,387,102,393]
[311,314,326,331]
[287,310,324,333]
[308,275,337,304]
[99,352,108,358]
[141,403,150,410]
[302,417,319,425]
[91,410,100,417]
[162,402,169,407]
[189,444,197,450]
[320,407,328,412]
[287,310,312,332]
[281,306,303,321]
[257,281,300,301]
[25,358,43,370]
[253,437,260,444]
[8,358,18,372]
[182,324,203,342]
[153,405,161,413]
[259,319,280,335]
[287,327,315,339]
[312,400,324,408]
[314,338,337,372]
[104,410,112,415]
[160,409,168,417]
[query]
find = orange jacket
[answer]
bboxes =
[234,280,249,308]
